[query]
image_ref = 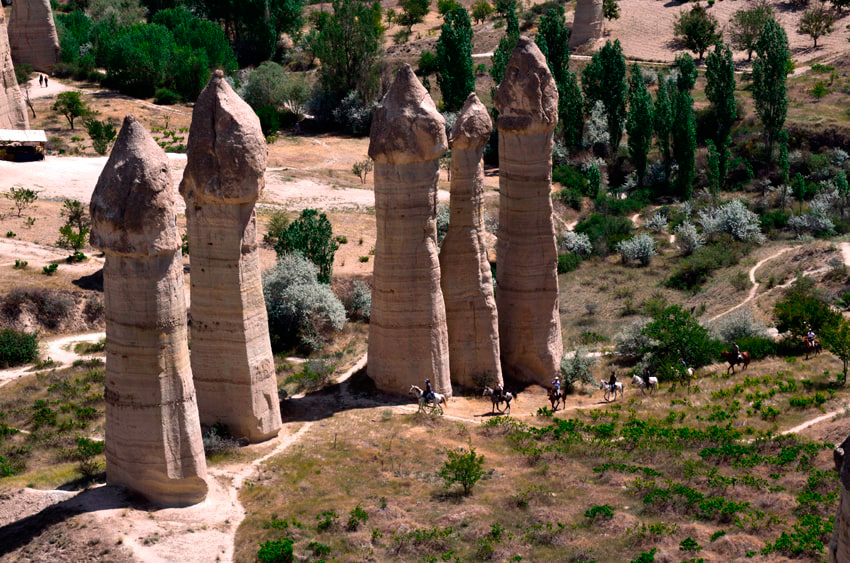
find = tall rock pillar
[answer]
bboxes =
[180,71,282,443]
[0,8,28,130]
[367,64,451,396]
[831,435,850,561]
[569,0,604,50]
[90,115,207,507]
[495,37,563,385]
[8,0,60,72]
[439,93,502,390]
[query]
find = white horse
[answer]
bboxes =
[409,385,449,414]
[631,374,658,394]
[598,380,623,401]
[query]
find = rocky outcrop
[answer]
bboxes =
[0,7,28,130]
[367,64,451,396]
[8,0,60,72]
[494,37,563,385]
[831,436,850,561]
[90,115,207,507]
[179,71,281,443]
[569,0,604,50]
[439,93,501,390]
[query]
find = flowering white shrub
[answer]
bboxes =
[645,211,668,233]
[832,148,849,166]
[788,188,836,236]
[697,200,766,244]
[559,231,592,256]
[617,233,657,266]
[674,221,704,255]
[560,349,597,392]
[585,100,609,147]
[615,319,651,359]
[708,307,769,341]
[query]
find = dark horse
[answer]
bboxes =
[483,386,515,414]
[548,387,566,411]
[805,338,822,360]
[720,350,750,374]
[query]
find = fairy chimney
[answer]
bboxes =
[8,0,60,72]
[494,37,563,385]
[831,435,850,561]
[569,0,604,50]
[0,8,28,129]
[90,115,208,507]
[439,93,502,390]
[180,71,282,443]
[367,64,452,396]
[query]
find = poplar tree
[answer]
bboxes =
[561,71,584,152]
[490,2,519,85]
[436,6,475,111]
[654,78,673,185]
[752,19,789,160]
[672,90,696,200]
[581,40,627,156]
[705,41,736,188]
[626,64,653,186]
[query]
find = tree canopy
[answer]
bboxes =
[436,6,475,112]
[673,3,720,62]
[581,40,627,156]
[752,18,789,159]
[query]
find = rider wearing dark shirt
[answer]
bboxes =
[642,366,651,388]
[608,370,617,392]
[424,378,434,402]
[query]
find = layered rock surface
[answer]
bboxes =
[179,71,281,443]
[0,8,28,129]
[90,115,207,507]
[831,435,850,561]
[8,0,60,72]
[367,64,451,396]
[494,37,563,385]
[439,93,502,389]
[569,0,604,50]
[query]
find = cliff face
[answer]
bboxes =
[8,0,60,72]
[367,64,452,396]
[0,7,28,130]
[569,0,604,50]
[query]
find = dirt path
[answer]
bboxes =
[0,331,104,388]
[707,247,794,323]
[782,410,846,435]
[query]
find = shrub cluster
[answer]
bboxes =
[0,328,38,367]
[617,233,656,266]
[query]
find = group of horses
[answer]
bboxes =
[408,348,754,415]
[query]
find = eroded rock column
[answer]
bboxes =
[367,64,451,396]
[439,93,502,390]
[91,115,207,507]
[831,435,850,561]
[495,37,563,385]
[8,0,60,72]
[0,8,28,130]
[180,71,281,443]
[569,0,604,50]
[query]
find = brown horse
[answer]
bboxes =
[720,350,750,374]
[804,338,821,360]
[548,387,566,411]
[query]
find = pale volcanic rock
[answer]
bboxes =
[569,0,604,50]
[494,37,563,385]
[831,436,850,562]
[439,93,502,389]
[179,71,281,443]
[0,8,28,130]
[90,115,207,507]
[8,0,60,72]
[367,64,451,396]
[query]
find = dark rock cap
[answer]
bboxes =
[450,93,492,150]
[494,37,558,134]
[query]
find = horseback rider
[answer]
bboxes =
[732,342,742,363]
[807,325,816,346]
[495,381,504,400]
[608,370,617,392]
[642,366,652,388]
[551,375,561,395]
[424,378,434,403]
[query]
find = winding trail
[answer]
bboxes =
[707,247,793,323]
[0,332,105,388]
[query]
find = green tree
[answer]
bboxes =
[57,199,91,258]
[152,7,238,74]
[242,61,311,115]
[626,63,653,185]
[581,40,627,156]
[100,23,176,98]
[675,52,697,92]
[773,274,841,338]
[88,0,146,26]
[397,0,430,32]
[6,186,39,218]
[823,317,850,384]
[305,0,384,104]
[640,304,715,380]
[534,6,570,88]
[705,42,736,186]
[672,90,696,199]
[603,0,620,20]
[436,6,474,112]
[52,91,91,130]
[85,118,117,155]
[75,437,104,479]
[439,443,485,495]
[706,139,720,205]
[471,0,494,23]
[752,19,789,160]
[673,3,720,62]
[728,0,775,61]
[561,72,584,152]
[654,77,674,185]
[798,3,835,49]
[489,3,519,85]
[778,130,790,186]
[274,209,339,284]
[437,0,458,15]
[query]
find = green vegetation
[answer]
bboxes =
[0,329,38,368]
[56,199,91,259]
[273,208,338,284]
[439,444,485,495]
[52,91,91,131]
[673,2,720,62]
[436,6,475,112]
[752,19,789,159]
[6,187,39,218]
[582,40,627,156]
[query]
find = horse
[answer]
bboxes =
[547,386,567,411]
[483,386,515,414]
[804,338,821,360]
[631,374,658,394]
[598,380,623,401]
[720,350,750,374]
[408,385,449,414]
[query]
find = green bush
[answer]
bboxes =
[574,213,633,256]
[552,165,590,195]
[153,88,181,105]
[316,509,339,531]
[732,336,776,360]
[554,187,582,210]
[593,189,651,216]
[84,118,117,155]
[257,537,294,563]
[760,208,790,233]
[274,208,339,284]
[255,105,281,136]
[0,329,38,367]
[418,50,439,75]
[584,504,614,521]
[75,437,104,478]
[666,240,743,291]
[557,253,582,273]
[439,444,485,495]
